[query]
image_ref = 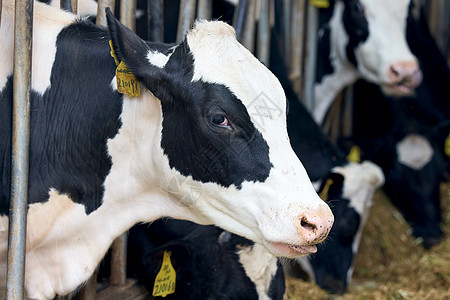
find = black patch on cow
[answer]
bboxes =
[0,20,124,216]
[310,197,360,294]
[124,220,262,300]
[157,42,272,189]
[267,260,286,300]
[342,0,369,67]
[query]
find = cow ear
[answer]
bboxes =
[105,8,167,99]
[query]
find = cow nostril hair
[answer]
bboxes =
[300,217,317,232]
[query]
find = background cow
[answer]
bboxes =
[0,1,333,298]
[119,219,285,300]
[313,0,422,123]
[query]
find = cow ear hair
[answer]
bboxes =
[106,8,168,99]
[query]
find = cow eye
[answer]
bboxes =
[209,114,231,129]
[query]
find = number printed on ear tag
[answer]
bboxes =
[152,251,176,297]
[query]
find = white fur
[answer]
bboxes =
[313,0,416,124]
[146,50,173,68]
[238,244,279,300]
[397,134,433,170]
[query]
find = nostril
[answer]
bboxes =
[300,217,317,232]
[390,66,400,78]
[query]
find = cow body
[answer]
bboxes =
[313,0,422,124]
[0,1,333,298]
[125,220,285,300]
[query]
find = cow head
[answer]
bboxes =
[106,10,333,258]
[330,0,422,95]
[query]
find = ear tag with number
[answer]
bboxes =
[109,40,141,98]
[152,251,176,297]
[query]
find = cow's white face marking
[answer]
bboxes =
[238,244,279,300]
[397,134,433,170]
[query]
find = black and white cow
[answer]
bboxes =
[124,219,285,300]
[269,43,383,294]
[313,0,422,124]
[0,1,333,298]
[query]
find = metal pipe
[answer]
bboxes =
[176,0,196,43]
[290,0,306,96]
[76,272,97,300]
[197,0,212,20]
[302,3,318,112]
[283,0,291,61]
[241,0,256,52]
[110,234,128,286]
[148,0,164,42]
[120,0,137,32]
[71,0,78,15]
[233,0,248,42]
[96,0,115,26]
[6,0,34,299]
[257,0,270,65]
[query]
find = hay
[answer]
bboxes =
[284,182,450,299]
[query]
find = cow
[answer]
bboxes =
[120,219,285,300]
[313,0,422,124]
[336,1,450,249]
[0,1,334,299]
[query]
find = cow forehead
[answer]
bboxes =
[360,0,410,19]
[186,21,286,115]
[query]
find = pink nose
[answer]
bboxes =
[387,61,422,89]
[296,206,334,245]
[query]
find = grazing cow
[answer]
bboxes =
[270,42,383,294]
[124,219,285,300]
[313,0,422,124]
[0,1,333,298]
[337,2,450,249]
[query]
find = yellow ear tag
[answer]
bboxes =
[445,133,450,158]
[347,145,361,163]
[152,251,176,297]
[319,178,333,201]
[109,40,141,98]
[310,0,330,8]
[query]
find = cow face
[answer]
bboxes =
[330,0,422,96]
[106,11,333,258]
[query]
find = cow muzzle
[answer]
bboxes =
[383,60,422,95]
[264,204,334,258]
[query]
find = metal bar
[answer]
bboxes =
[233,0,248,42]
[283,0,291,61]
[71,0,78,15]
[6,0,34,299]
[96,0,115,26]
[257,0,270,65]
[342,85,353,137]
[110,234,128,286]
[120,0,137,32]
[197,0,212,20]
[75,272,97,300]
[302,3,318,112]
[148,0,164,42]
[176,0,196,43]
[290,0,306,97]
[241,0,256,52]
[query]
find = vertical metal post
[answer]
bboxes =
[233,0,248,42]
[96,0,115,26]
[110,234,127,286]
[257,0,270,65]
[120,0,137,32]
[71,0,78,14]
[302,3,318,112]
[6,0,33,299]
[282,0,291,61]
[197,0,212,20]
[148,0,164,42]
[177,0,196,43]
[289,0,306,96]
[241,0,256,52]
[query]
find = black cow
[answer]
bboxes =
[124,220,285,300]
